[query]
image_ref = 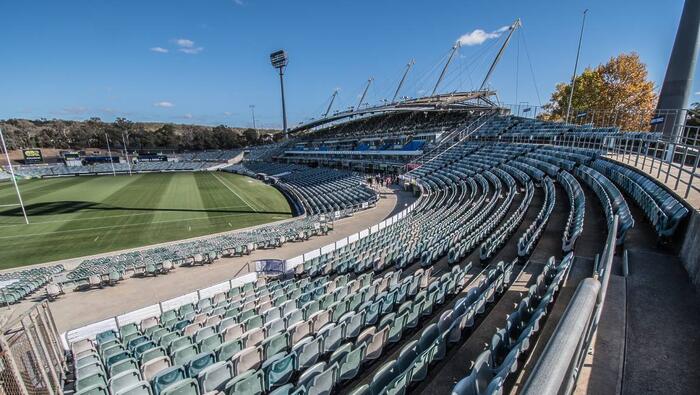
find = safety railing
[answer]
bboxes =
[468,125,700,202]
[0,301,66,395]
[501,104,684,134]
[522,216,619,395]
[597,135,700,200]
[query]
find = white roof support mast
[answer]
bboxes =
[323,89,339,118]
[480,18,522,91]
[392,60,415,103]
[357,77,374,110]
[432,44,460,96]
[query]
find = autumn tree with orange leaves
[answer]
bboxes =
[541,53,657,131]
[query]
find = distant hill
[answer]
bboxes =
[0,117,281,152]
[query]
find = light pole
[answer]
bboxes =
[250,105,257,131]
[270,50,289,138]
[565,9,588,124]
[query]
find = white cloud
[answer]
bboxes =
[61,106,88,115]
[182,113,193,119]
[179,47,203,54]
[233,0,244,5]
[696,92,700,95]
[456,25,510,46]
[153,101,174,108]
[175,39,194,48]
[223,111,233,116]
[173,38,203,54]
[150,47,168,53]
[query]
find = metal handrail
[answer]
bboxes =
[521,278,600,395]
[522,216,618,395]
[467,132,700,202]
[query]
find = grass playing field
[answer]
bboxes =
[0,172,293,269]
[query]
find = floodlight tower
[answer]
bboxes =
[270,50,289,138]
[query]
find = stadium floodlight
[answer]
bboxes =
[270,50,288,68]
[0,128,29,224]
[270,49,289,138]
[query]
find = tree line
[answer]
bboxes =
[0,117,280,151]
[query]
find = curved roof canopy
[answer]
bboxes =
[290,90,502,135]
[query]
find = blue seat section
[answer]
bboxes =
[402,140,425,151]
[591,159,688,237]
[236,162,379,216]
[64,130,692,395]
[345,259,517,395]
[575,165,634,244]
[67,211,328,288]
[558,171,585,252]
[70,261,478,395]
[517,177,556,257]
[480,172,534,262]
[0,264,64,305]
[451,254,574,395]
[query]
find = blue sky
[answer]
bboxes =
[0,0,695,128]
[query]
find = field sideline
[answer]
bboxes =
[0,172,292,269]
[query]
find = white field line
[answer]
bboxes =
[211,172,259,213]
[0,204,250,228]
[0,211,286,239]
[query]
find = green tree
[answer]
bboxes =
[244,128,260,143]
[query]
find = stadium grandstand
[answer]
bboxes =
[1,2,700,395]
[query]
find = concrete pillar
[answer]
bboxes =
[656,0,700,141]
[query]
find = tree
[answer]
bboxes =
[244,128,260,143]
[540,53,657,132]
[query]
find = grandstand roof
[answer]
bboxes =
[290,90,500,134]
